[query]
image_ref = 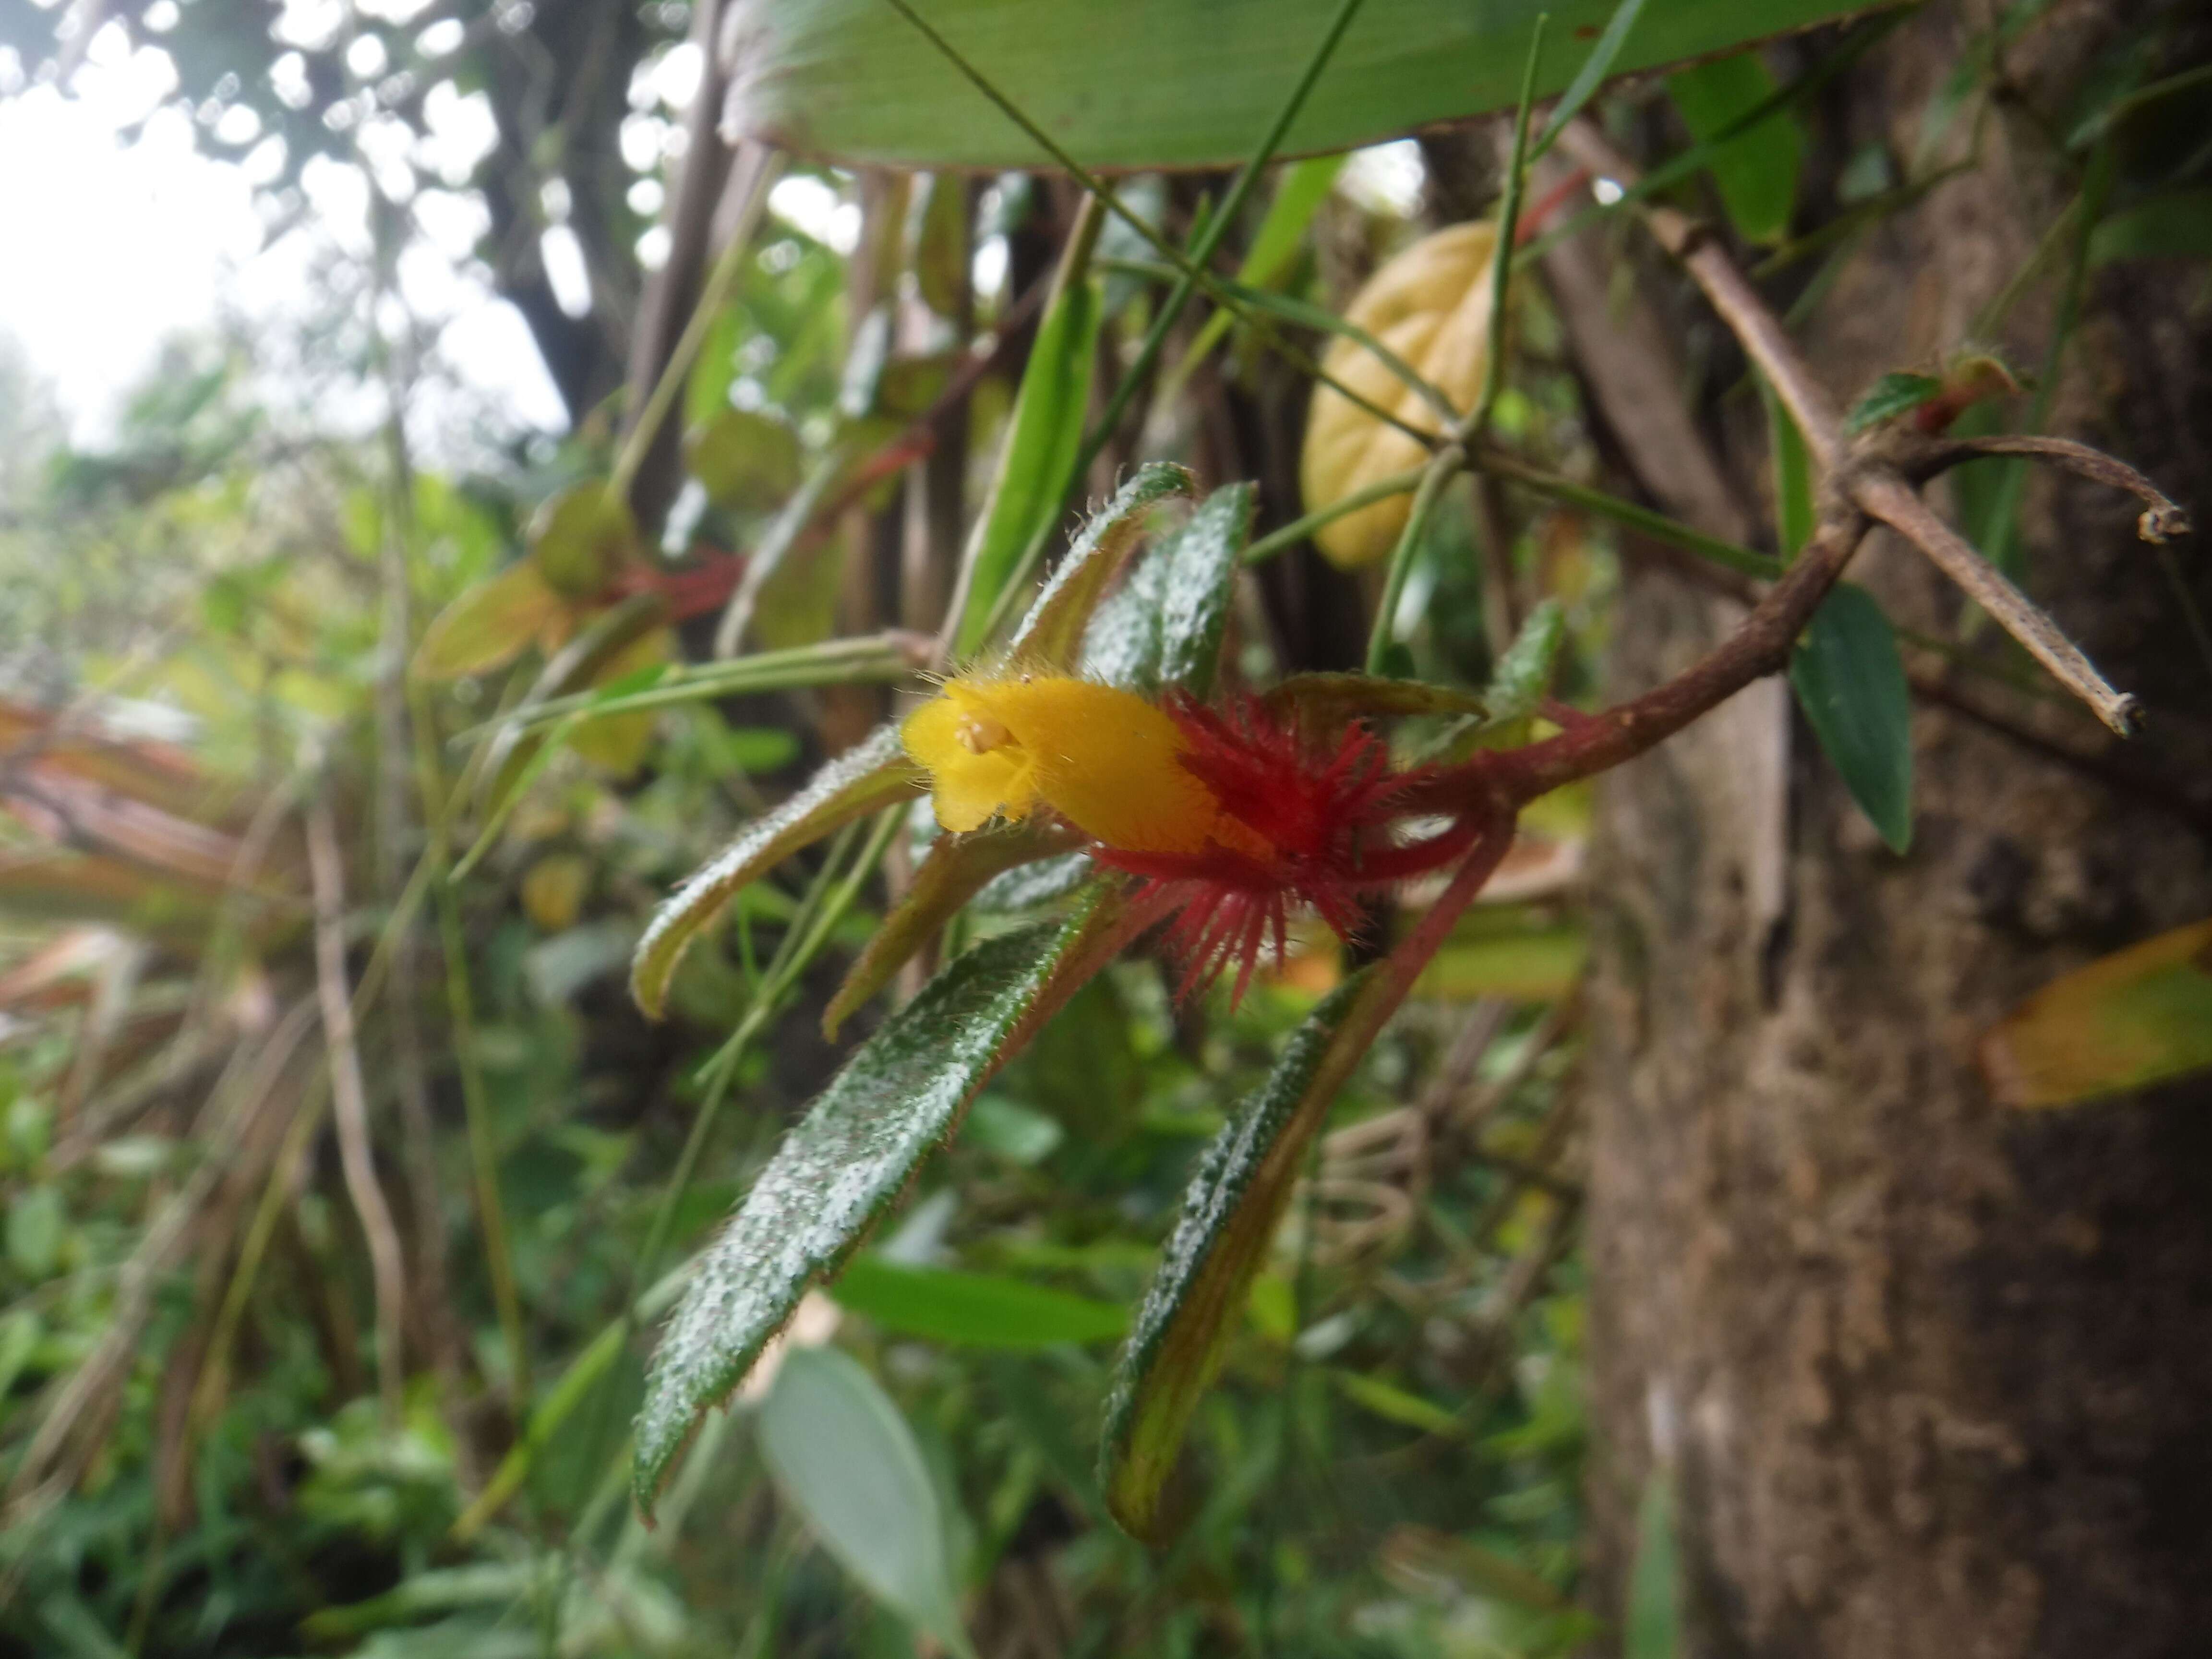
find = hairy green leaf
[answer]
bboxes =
[721,0,1871,171]
[1005,462,1197,671]
[1790,584,1913,854]
[759,1347,973,1657]
[1102,975,1365,1539]
[635,895,1119,1505]
[1079,483,1255,697]
[1979,919,2212,1109]
[630,723,926,1019]
[830,1255,1129,1347]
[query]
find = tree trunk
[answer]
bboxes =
[1576,4,2212,1656]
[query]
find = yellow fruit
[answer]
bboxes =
[1299,221,1499,569]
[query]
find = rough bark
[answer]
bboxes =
[1578,5,2212,1656]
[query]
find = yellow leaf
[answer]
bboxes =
[1980,919,2212,1108]
[1298,221,1498,569]
[521,854,592,931]
[567,630,674,776]
[414,562,565,681]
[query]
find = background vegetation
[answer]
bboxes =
[1,0,2207,1655]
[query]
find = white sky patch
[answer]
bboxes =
[1336,137,1426,218]
[769,173,858,254]
[0,52,564,446]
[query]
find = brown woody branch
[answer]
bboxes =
[1900,433,2193,543]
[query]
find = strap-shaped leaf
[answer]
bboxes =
[1978,918,2212,1109]
[1790,583,1912,854]
[630,723,926,1018]
[1101,974,1365,1539]
[1005,463,1197,671]
[635,889,1123,1506]
[823,818,1083,1038]
[951,273,1103,659]
[1081,483,1254,696]
[721,0,1879,172]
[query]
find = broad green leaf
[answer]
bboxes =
[635,895,1120,1505]
[1102,975,1365,1539]
[1668,51,1804,246]
[829,1254,1128,1346]
[823,819,1083,1038]
[1625,1470,1681,1659]
[1789,584,1912,854]
[720,0,1872,171]
[759,1346,974,1658]
[1841,371,1945,437]
[529,480,639,598]
[685,407,803,513]
[952,274,1102,658]
[1979,919,2212,1109]
[1532,0,1651,159]
[1079,483,1254,697]
[1006,462,1198,672]
[413,562,565,682]
[630,723,926,1019]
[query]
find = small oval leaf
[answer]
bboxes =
[529,481,639,599]
[1789,583,1913,853]
[685,407,804,513]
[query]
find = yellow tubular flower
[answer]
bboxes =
[901,675,1270,858]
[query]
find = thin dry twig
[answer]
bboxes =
[1905,433,2193,543]
[1854,472,2140,734]
[307,796,408,1424]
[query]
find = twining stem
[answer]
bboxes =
[1244,465,1432,566]
[610,152,786,508]
[306,796,408,1426]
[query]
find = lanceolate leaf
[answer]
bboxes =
[759,1347,974,1658]
[1626,1471,1683,1659]
[414,561,566,682]
[1979,919,2212,1109]
[1081,483,1256,697]
[1102,975,1365,1539]
[823,819,1083,1038]
[952,273,1103,658]
[1484,599,1567,721]
[1789,584,1913,854]
[720,0,1873,172]
[829,1254,1129,1347]
[1006,463,1197,671]
[1258,673,1489,733]
[630,723,926,1018]
[635,893,1122,1505]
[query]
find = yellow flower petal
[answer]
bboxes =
[902,691,1037,831]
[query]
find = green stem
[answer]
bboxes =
[1365,448,1465,674]
[609,152,787,507]
[1242,465,1431,565]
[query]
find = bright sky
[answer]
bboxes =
[0,21,568,449]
